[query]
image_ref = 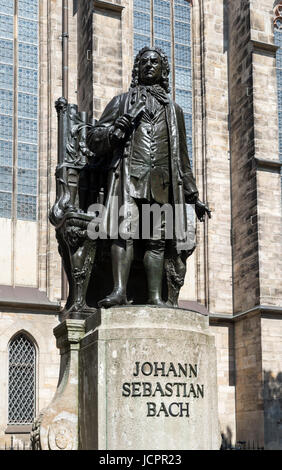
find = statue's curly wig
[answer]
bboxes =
[130,46,170,93]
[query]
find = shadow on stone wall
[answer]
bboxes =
[263,370,282,450]
[221,371,282,449]
[220,425,233,449]
[220,426,264,450]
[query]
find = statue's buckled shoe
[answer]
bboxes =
[98,291,128,308]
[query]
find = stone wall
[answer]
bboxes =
[92,3,124,119]
[228,0,282,313]
[235,311,282,449]
[228,0,260,314]
[250,0,282,307]
[234,312,264,446]
[77,0,94,115]
[38,0,64,303]
[78,0,133,120]
[261,315,282,450]
[257,168,282,306]
[210,321,236,445]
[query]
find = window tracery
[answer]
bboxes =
[8,333,36,425]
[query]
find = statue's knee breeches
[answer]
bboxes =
[144,238,165,257]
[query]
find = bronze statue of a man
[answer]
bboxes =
[86,47,210,308]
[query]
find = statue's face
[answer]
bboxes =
[139,50,162,86]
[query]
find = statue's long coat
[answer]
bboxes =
[87,89,199,248]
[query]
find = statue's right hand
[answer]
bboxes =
[114,115,132,134]
[110,115,133,143]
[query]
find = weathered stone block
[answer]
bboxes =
[79,306,221,450]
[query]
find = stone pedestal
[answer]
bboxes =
[32,306,220,450]
[79,306,221,450]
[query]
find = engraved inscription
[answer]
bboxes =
[121,361,205,418]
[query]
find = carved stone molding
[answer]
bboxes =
[250,39,279,55]
[254,157,282,173]
[30,320,85,450]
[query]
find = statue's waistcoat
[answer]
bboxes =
[129,100,170,205]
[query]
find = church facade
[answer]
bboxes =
[0,0,281,449]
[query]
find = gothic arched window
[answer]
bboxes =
[8,333,36,425]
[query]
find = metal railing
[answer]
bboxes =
[1,435,265,451]
[221,440,264,450]
[1,436,31,451]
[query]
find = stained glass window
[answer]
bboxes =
[0,0,38,221]
[0,2,13,218]
[153,0,171,67]
[174,0,192,163]
[274,25,282,195]
[8,333,36,425]
[275,29,282,160]
[133,0,151,56]
[17,0,38,220]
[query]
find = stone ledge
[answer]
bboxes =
[249,39,279,55]
[84,305,210,337]
[255,158,282,173]
[0,285,60,313]
[178,299,209,316]
[5,424,32,434]
[209,305,282,324]
[93,0,125,13]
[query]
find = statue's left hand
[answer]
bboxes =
[195,199,211,222]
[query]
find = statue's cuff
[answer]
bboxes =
[185,193,199,205]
